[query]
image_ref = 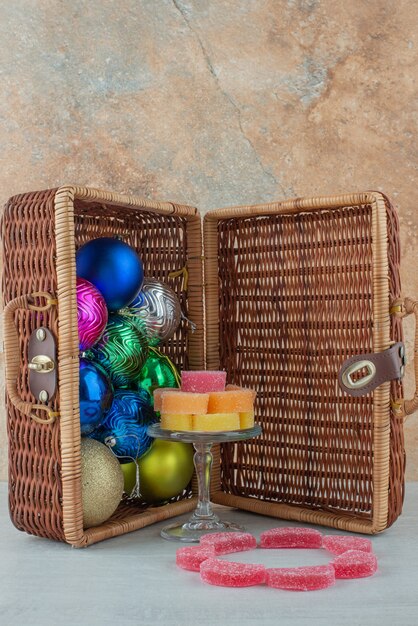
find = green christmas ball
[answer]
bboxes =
[135,347,180,400]
[121,440,194,503]
[89,313,149,388]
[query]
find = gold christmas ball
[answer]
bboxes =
[121,440,194,503]
[81,438,124,528]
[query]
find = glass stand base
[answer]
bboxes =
[161,515,245,542]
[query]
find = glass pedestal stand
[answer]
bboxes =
[147,424,262,542]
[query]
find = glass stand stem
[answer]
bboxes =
[193,442,216,520]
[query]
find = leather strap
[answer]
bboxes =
[338,342,405,397]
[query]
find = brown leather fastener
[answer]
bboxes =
[28,327,57,403]
[338,342,405,397]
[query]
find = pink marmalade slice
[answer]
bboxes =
[200,558,266,587]
[332,550,378,579]
[267,565,335,591]
[199,532,257,555]
[322,535,372,556]
[176,546,215,572]
[181,370,227,393]
[260,527,323,549]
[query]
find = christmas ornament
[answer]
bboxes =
[89,314,149,388]
[79,357,113,435]
[81,438,124,528]
[123,278,182,345]
[136,347,180,399]
[76,278,108,350]
[90,389,157,460]
[76,237,144,311]
[121,440,194,503]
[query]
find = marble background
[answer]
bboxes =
[0,0,417,481]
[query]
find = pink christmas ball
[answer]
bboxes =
[77,278,108,350]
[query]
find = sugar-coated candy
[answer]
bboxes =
[181,370,227,393]
[200,532,257,555]
[200,558,266,587]
[322,535,372,556]
[192,413,240,432]
[240,411,255,429]
[160,414,193,431]
[260,527,323,549]
[208,389,255,413]
[267,565,335,591]
[332,550,378,579]
[161,391,209,415]
[176,545,215,572]
[153,387,180,413]
[226,384,257,399]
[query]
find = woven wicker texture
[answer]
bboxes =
[205,193,404,533]
[1,187,407,544]
[2,187,203,546]
[2,189,63,539]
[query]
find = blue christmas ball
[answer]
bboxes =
[76,237,144,311]
[79,358,113,435]
[90,389,157,461]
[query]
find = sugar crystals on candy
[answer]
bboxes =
[260,527,323,549]
[176,545,215,572]
[181,370,227,393]
[332,549,378,579]
[192,412,240,432]
[200,558,266,587]
[322,535,372,556]
[267,565,335,591]
[239,411,255,429]
[160,391,209,415]
[160,414,193,431]
[153,387,179,413]
[208,389,255,413]
[200,532,257,555]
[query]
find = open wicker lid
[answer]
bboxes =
[204,192,405,533]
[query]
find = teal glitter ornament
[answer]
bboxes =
[89,314,149,388]
[136,347,180,400]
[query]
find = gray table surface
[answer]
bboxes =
[1,481,417,626]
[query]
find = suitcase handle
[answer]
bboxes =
[391,296,418,419]
[3,292,60,425]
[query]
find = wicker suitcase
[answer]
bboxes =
[2,186,416,546]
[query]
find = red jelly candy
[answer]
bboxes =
[322,535,372,556]
[260,527,323,549]
[332,550,378,579]
[200,532,257,555]
[176,546,215,572]
[200,558,266,587]
[267,565,335,591]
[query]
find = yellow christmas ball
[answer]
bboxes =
[81,438,124,528]
[121,440,194,503]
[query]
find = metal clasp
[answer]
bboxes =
[341,359,377,390]
[28,355,55,373]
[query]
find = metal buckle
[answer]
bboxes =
[341,359,377,390]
